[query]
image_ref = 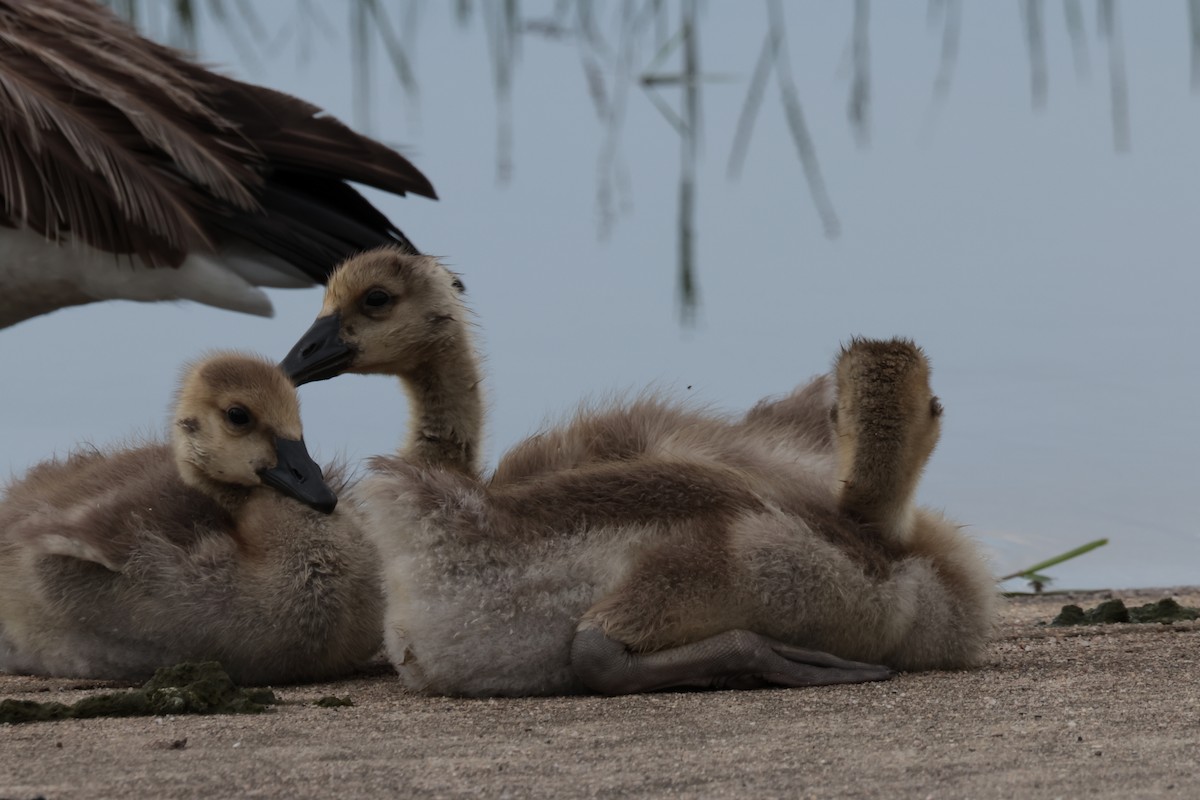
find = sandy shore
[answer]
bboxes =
[1,587,1197,799]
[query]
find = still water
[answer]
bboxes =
[3,1,1198,589]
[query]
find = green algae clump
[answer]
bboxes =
[314,695,354,708]
[0,662,276,725]
[1051,597,1200,627]
[1051,598,1131,626]
[1128,598,1200,624]
[1050,604,1087,626]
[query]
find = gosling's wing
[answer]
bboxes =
[0,443,210,573]
[490,394,707,485]
[15,525,127,572]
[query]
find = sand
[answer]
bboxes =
[1,587,1198,799]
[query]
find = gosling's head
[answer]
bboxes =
[172,352,337,513]
[281,248,468,385]
[832,338,943,527]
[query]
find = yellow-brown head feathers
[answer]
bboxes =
[172,351,335,512]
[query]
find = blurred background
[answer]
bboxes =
[3,1,1197,590]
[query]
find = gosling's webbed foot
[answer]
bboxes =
[571,626,894,695]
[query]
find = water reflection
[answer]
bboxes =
[106,0,1176,318]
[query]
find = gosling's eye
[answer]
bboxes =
[451,277,465,293]
[930,397,944,417]
[226,406,252,427]
[363,289,391,310]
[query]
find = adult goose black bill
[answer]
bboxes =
[0,0,436,329]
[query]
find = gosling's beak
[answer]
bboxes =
[280,313,355,386]
[258,436,338,514]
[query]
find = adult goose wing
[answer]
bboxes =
[0,0,436,328]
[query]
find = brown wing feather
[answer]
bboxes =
[0,0,435,275]
[208,79,438,199]
[16,37,261,209]
[0,61,218,261]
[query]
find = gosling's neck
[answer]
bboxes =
[397,331,484,475]
[836,419,926,545]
